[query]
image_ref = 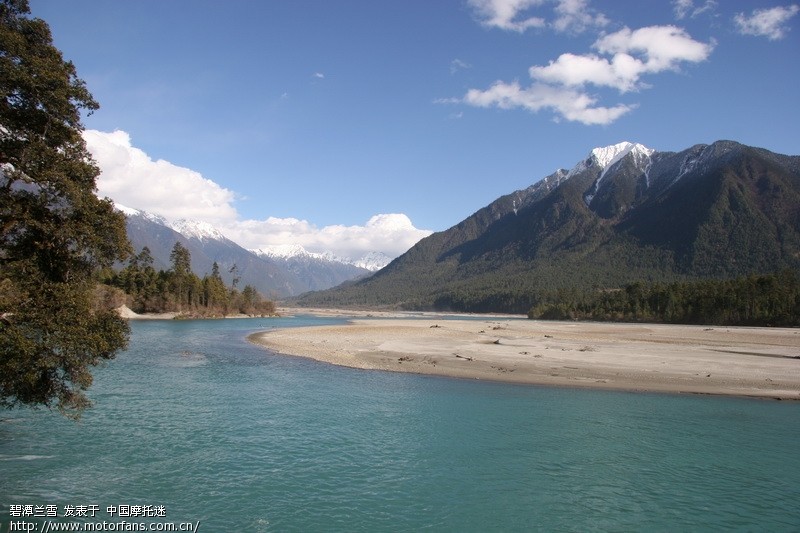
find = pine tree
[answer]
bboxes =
[168,242,192,311]
[202,261,229,313]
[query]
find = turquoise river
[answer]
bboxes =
[2,317,800,532]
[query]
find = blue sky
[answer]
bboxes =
[31,0,800,259]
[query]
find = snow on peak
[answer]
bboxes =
[580,142,655,206]
[569,141,654,178]
[114,202,140,217]
[353,251,391,271]
[255,244,319,259]
[254,245,349,265]
[113,203,225,240]
[591,142,654,170]
[114,202,168,225]
[170,219,226,241]
[253,246,391,271]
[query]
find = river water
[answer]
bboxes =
[2,317,799,532]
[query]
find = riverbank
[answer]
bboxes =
[115,304,276,320]
[115,304,178,319]
[250,317,800,400]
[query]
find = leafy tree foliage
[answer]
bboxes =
[0,0,130,417]
[107,245,276,317]
[117,247,159,312]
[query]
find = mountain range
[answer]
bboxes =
[294,140,800,313]
[119,205,389,298]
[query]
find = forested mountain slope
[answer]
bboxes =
[296,141,800,313]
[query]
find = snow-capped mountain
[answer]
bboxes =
[588,141,654,172]
[121,206,299,297]
[352,251,392,271]
[118,204,380,297]
[255,244,315,260]
[115,203,168,226]
[251,245,373,292]
[169,219,227,241]
[296,140,800,312]
[254,245,391,272]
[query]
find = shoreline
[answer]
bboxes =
[249,316,800,400]
[114,304,276,320]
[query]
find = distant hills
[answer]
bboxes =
[119,205,387,298]
[251,245,385,294]
[294,140,800,313]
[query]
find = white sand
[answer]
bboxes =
[250,316,800,400]
[114,305,178,320]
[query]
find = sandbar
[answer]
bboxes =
[250,316,800,400]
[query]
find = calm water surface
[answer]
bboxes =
[2,317,799,532]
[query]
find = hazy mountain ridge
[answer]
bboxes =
[295,140,800,312]
[121,206,299,298]
[251,246,372,293]
[119,206,382,297]
[252,244,390,272]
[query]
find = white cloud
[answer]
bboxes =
[86,129,239,225]
[673,0,693,19]
[222,213,432,260]
[85,129,431,260]
[593,25,714,72]
[450,58,472,74]
[529,52,643,92]
[464,80,633,125]
[460,25,713,125]
[672,0,717,20]
[313,72,325,79]
[468,0,607,33]
[468,0,546,32]
[552,0,609,34]
[734,5,799,40]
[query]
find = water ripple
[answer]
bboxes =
[2,318,799,532]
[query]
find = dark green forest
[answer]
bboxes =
[298,265,800,327]
[527,270,800,326]
[102,242,276,318]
